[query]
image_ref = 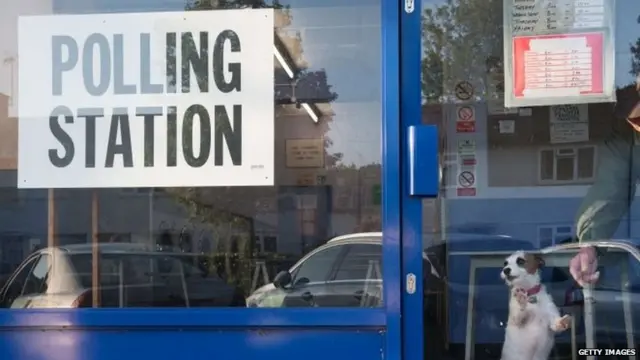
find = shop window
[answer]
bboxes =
[333,244,381,281]
[336,188,355,209]
[0,188,18,203]
[59,234,88,245]
[263,236,278,253]
[538,146,596,184]
[538,225,573,249]
[254,234,278,253]
[98,233,132,243]
[1,1,384,310]
[22,254,51,296]
[119,188,156,195]
[254,236,262,252]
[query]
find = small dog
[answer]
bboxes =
[500,251,571,360]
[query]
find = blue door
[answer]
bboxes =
[402,0,640,359]
[0,0,404,359]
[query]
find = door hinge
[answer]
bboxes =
[406,273,416,294]
[404,0,415,13]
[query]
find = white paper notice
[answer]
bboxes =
[549,104,589,143]
[503,0,615,107]
[499,120,515,134]
[523,37,594,98]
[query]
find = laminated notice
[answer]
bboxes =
[503,0,616,107]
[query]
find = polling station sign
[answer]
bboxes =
[17,10,274,189]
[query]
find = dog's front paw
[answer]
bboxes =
[513,288,528,309]
[551,315,571,332]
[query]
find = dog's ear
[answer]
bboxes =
[524,254,544,274]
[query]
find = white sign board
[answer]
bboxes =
[549,104,589,144]
[499,120,515,134]
[18,10,274,188]
[502,0,616,107]
[457,139,476,154]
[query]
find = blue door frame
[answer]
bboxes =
[400,2,429,360]
[0,1,415,360]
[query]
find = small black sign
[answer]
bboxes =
[455,81,474,100]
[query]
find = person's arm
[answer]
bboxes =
[575,128,636,241]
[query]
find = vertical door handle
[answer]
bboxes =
[407,125,439,197]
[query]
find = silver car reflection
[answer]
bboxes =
[0,243,245,308]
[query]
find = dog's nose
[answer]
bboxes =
[503,267,511,276]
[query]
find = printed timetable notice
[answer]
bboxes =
[503,0,615,107]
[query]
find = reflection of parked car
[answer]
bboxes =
[246,232,385,308]
[0,243,245,308]
[245,232,529,310]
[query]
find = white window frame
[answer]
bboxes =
[537,145,598,185]
[537,224,574,248]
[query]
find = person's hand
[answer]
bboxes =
[569,246,600,287]
[616,83,640,124]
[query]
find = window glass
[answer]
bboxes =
[22,255,51,295]
[422,0,640,358]
[577,147,596,179]
[0,256,38,307]
[263,236,278,253]
[68,252,240,307]
[540,150,554,180]
[333,244,381,281]
[293,245,343,284]
[556,156,575,181]
[0,0,382,308]
[69,253,210,287]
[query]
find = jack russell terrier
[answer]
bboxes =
[500,251,572,360]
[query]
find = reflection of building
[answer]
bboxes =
[0,0,53,117]
[0,94,17,169]
[423,102,640,246]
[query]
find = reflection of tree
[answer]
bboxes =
[159,0,340,292]
[424,2,640,103]
[421,0,502,102]
[630,15,640,79]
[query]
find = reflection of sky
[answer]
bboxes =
[52,0,383,166]
[612,0,640,86]
[284,0,381,166]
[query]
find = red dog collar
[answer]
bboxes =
[527,284,542,296]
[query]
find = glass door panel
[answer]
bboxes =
[417,0,640,358]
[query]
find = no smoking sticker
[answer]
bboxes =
[458,171,475,188]
[457,105,475,122]
[454,81,474,100]
[456,105,476,133]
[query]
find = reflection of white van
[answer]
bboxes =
[0,243,244,308]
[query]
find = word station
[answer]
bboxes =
[48,30,243,169]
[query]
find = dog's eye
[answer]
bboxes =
[503,261,508,267]
[516,258,525,266]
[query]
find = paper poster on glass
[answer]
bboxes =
[17,10,275,189]
[503,0,616,108]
